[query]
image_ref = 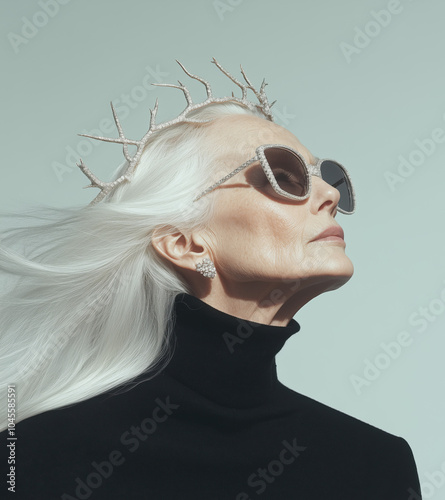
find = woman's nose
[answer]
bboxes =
[310,175,341,214]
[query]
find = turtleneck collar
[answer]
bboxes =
[164,293,301,409]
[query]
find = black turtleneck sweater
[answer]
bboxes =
[2,293,422,499]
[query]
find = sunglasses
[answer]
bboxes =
[193,144,356,215]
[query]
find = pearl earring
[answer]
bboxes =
[195,258,217,279]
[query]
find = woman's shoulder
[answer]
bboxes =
[276,382,421,494]
[277,382,414,450]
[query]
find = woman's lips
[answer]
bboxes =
[310,226,344,241]
[310,226,345,245]
[314,235,346,244]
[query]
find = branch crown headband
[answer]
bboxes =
[76,58,277,206]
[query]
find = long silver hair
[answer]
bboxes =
[0,101,266,430]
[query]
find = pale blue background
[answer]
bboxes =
[1,1,444,496]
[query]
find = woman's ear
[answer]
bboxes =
[151,225,209,273]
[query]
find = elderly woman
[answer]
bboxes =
[0,59,421,499]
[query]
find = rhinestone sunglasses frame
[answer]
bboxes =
[192,144,356,215]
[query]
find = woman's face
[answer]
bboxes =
[194,113,354,314]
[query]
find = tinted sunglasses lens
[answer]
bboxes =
[263,147,308,197]
[320,160,354,213]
